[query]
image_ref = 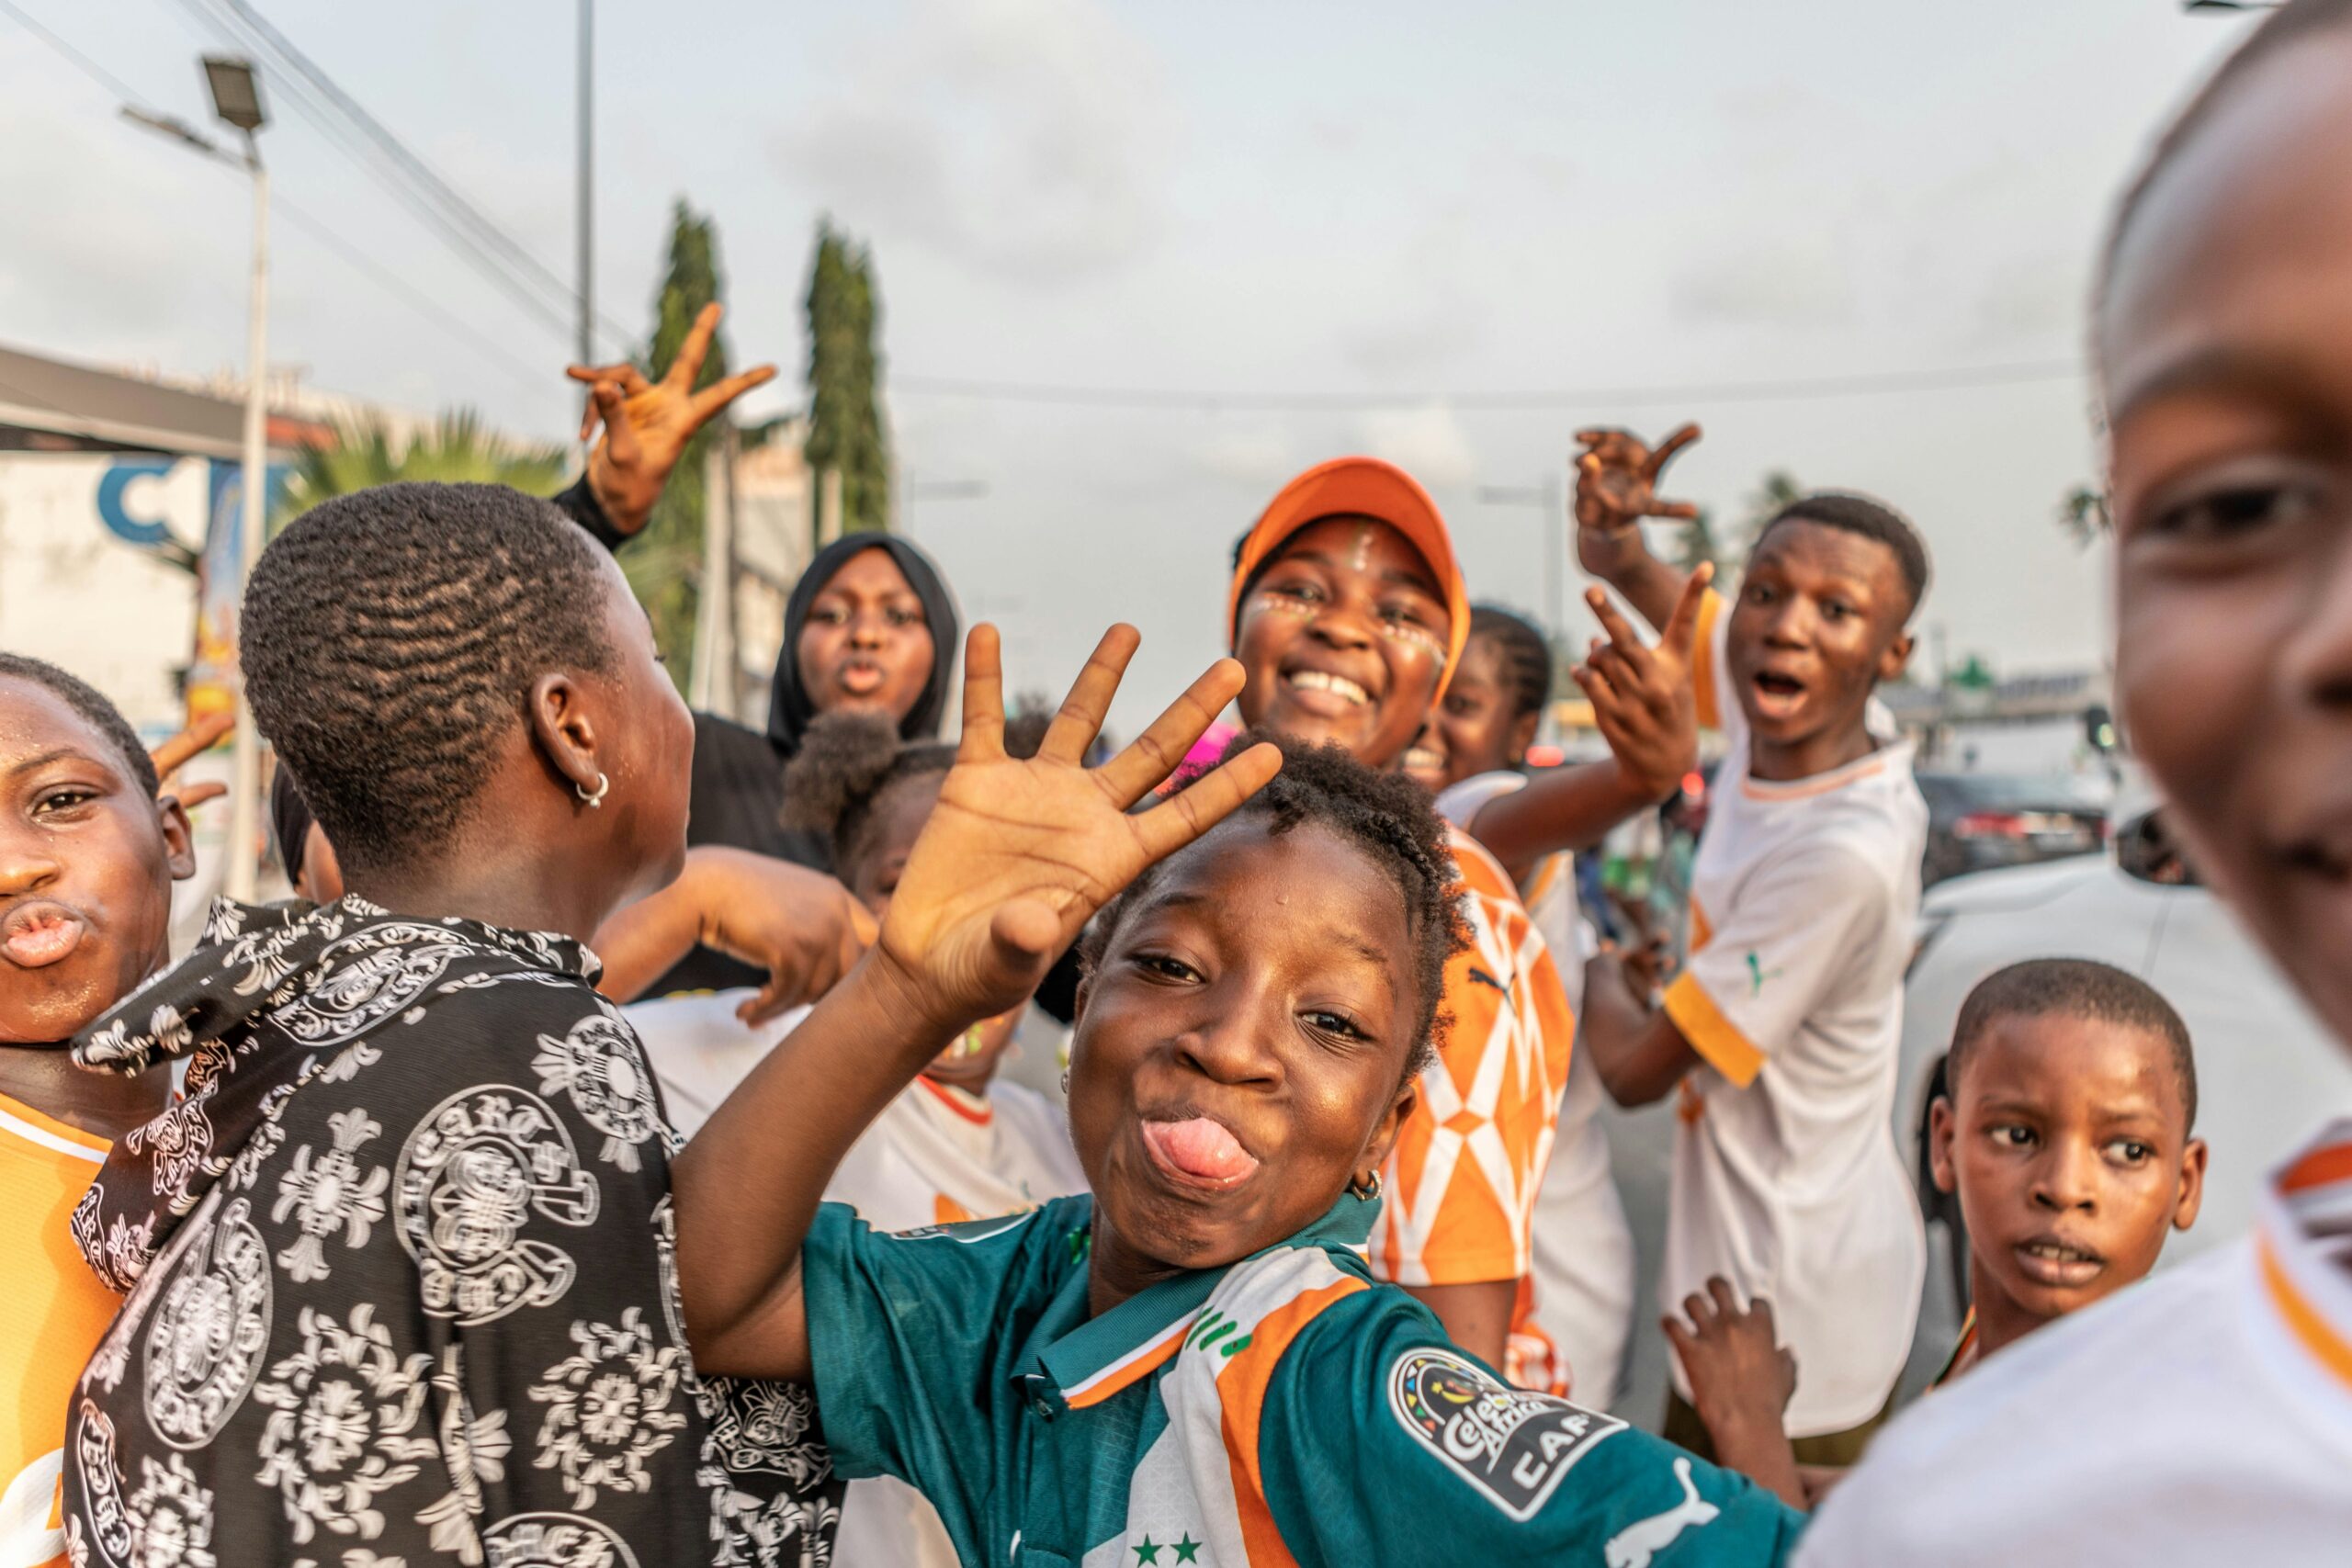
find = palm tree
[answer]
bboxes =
[276,409,568,526]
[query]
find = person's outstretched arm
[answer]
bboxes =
[553,301,779,547]
[1458,569,1707,874]
[591,845,874,1020]
[671,625,1283,1380]
[1573,423,1704,633]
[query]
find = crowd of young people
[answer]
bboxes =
[6,3,2352,1562]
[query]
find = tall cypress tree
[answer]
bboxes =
[803,219,889,536]
[628,200,730,683]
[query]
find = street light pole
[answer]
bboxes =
[224,134,268,901]
[203,56,269,903]
[577,0,594,370]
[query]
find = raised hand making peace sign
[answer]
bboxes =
[568,301,779,536]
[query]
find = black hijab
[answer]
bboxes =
[766,531,961,756]
[640,530,961,997]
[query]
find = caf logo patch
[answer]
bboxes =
[1388,1347,1627,1520]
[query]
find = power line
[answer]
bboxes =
[162,0,592,348]
[0,0,148,107]
[891,357,2086,412]
[201,0,639,356]
[0,1,553,397]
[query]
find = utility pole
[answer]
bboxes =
[576,0,594,371]
[203,57,270,904]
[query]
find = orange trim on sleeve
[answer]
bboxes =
[1688,897,1713,953]
[1217,1278,1366,1566]
[2259,1233,2352,1395]
[1662,971,1766,1089]
[2278,1141,2352,1195]
[1691,587,1723,732]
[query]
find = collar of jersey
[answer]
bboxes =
[1023,1190,1379,1409]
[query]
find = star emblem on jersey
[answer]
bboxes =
[1133,1537,1161,1564]
[1174,1535,1202,1563]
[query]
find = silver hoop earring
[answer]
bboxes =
[576,772,609,808]
[1348,1170,1383,1203]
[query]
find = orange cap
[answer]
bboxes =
[1227,457,1474,699]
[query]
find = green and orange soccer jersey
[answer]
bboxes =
[804,1191,1804,1568]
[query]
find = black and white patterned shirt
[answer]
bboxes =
[62,897,840,1568]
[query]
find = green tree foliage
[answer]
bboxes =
[277,408,567,525]
[627,200,732,684]
[804,219,890,536]
[1672,507,1725,574]
[2057,482,2110,548]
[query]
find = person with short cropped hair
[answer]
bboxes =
[1801,6,2352,1556]
[1574,440,1932,1464]
[0,654,199,1568]
[60,483,852,1568]
[1674,958,2207,1509]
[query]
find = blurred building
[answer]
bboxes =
[0,340,329,737]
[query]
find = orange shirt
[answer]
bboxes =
[0,1092,118,1568]
[1374,828,1576,1389]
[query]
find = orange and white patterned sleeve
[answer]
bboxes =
[1374,830,1576,1288]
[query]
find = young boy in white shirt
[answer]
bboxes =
[1801,2,2352,1556]
[1572,447,1930,1463]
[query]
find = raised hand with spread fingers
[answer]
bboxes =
[670,626,1281,1380]
[568,301,779,536]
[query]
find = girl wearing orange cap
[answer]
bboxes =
[1222,457,1700,1387]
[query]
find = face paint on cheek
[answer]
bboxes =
[1381,620,1447,661]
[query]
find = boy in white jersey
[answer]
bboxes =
[1802,2,2352,1557]
[1573,448,1930,1463]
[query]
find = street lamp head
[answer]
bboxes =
[201,56,266,133]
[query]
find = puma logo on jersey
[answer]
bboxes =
[1743,952,1784,996]
[1603,1456,1719,1568]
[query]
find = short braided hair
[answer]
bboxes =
[241,482,616,874]
[1949,958,2199,1131]
[0,652,158,795]
[1080,732,1470,1085]
[1468,604,1552,721]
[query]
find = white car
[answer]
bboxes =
[1894,795,2352,1373]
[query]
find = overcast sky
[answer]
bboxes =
[0,0,2258,729]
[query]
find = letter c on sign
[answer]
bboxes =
[96,458,179,548]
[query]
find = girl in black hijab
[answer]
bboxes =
[558,490,961,993]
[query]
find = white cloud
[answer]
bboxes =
[774,0,1172,285]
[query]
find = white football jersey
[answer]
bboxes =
[1660,591,1928,1436]
[1800,1120,2352,1565]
